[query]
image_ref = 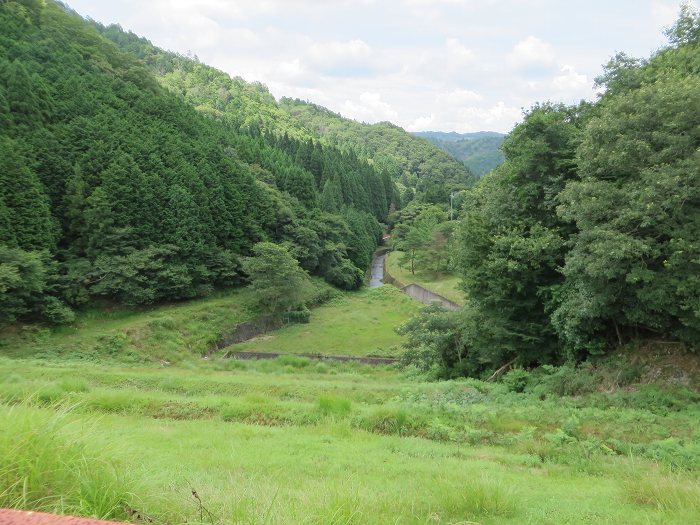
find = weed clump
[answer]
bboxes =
[0,403,135,521]
[318,395,352,417]
[357,406,413,436]
[625,473,700,513]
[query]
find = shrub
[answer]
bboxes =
[625,473,700,513]
[40,296,76,324]
[148,316,177,330]
[324,259,364,290]
[275,355,312,368]
[531,365,598,397]
[283,306,310,324]
[501,368,532,393]
[434,476,518,519]
[357,406,412,436]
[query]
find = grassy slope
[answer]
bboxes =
[0,278,334,363]
[386,250,464,304]
[1,288,699,524]
[234,286,417,357]
[1,357,698,524]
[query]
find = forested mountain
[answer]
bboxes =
[0,0,391,325]
[404,6,700,377]
[279,99,476,202]
[88,24,472,206]
[412,131,506,176]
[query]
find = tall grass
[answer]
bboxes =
[624,473,700,513]
[0,403,135,521]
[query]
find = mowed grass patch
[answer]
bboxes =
[386,250,464,304]
[233,285,418,357]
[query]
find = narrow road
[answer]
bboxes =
[369,253,385,288]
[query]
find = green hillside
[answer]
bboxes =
[0,0,391,327]
[280,99,476,201]
[413,131,506,176]
[92,25,473,205]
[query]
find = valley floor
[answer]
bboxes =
[1,285,698,524]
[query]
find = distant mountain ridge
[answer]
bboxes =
[413,131,504,141]
[279,99,475,202]
[412,131,505,176]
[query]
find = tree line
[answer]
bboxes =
[401,6,700,377]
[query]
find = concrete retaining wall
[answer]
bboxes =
[382,255,460,311]
[215,315,281,349]
[401,283,460,311]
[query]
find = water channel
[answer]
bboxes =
[369,252,385,288]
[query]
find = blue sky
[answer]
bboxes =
[67,0,694,133]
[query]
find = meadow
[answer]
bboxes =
[1,284,699,524]
[384,252,463,305]
[234,286,417,357]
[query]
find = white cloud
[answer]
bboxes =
[276,58,305,80]
[445,38,475,63]
[307,39,373,71]
[553,65,588,92]
[453,102,522,131]
[508,35,556,68]
[436,89,483,106]
[341,92,398,123]
[407,114,436,131]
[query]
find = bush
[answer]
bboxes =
[357,406,412,436]
[531,365,598,397]
[501,368,532,393]
[283,306,310,324]
[324,259,364,290]
[275,355,312,368]
[40,296,75,324]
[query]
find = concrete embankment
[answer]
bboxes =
[375,251,460,311]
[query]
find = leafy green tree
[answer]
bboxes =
[393,206,444,274]
[554,75,700,354]
[241,242,309,315]
[89,245,194,305]
[0,246,46,325]
[0,138,56,251]
[450,103,589,369]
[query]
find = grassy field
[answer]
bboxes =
[1,285,699,524]
[385,251,463,304]
[234,286,417,357]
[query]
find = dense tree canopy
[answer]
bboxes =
[92,23,464,208]
[0,0,389,325]
[403,6,700,377]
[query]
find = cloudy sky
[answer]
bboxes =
[67,0,693,133]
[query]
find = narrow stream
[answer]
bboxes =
[369,253,386,288]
